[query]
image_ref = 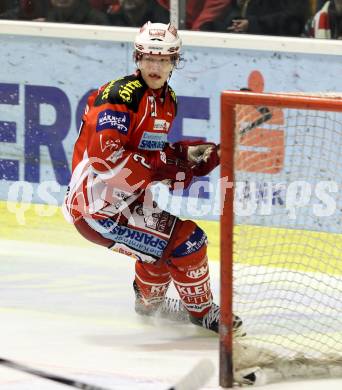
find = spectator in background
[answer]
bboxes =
[47,0,109,24]
[89,0,116,12]
[315,0,327,11]
[308,0,342,38]
[0,0,11,15]
[223,0,309,36]
[0,0,47,20]
[107,0,168,26]
[156,0,232,31]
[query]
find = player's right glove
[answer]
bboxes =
[149,145,193,189]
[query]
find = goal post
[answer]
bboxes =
[220,90,342,387]
[220,99,235,388]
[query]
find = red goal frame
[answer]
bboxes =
[219,90,342,388]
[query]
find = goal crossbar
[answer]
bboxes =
[221,91,342,111]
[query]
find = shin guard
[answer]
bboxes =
[167,221,213,318]
[134,260,171,315]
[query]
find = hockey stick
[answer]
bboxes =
[0,357,214,390]
[167,358,215,390]
[0,358,110,390]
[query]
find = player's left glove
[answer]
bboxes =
[149,144,194,189]
[170,140,220,177]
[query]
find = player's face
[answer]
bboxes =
[139,54,174,90]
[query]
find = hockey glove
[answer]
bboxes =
[171,140,220,177]
[149,145,193,189]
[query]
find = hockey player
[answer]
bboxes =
[63,21,243,335]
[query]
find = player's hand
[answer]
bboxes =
[149,146,193,189]
[192,144,220,176]
[187,143,216,164]
[227,19,249,33]
[171,140,220,176]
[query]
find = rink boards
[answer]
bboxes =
[2,200,342,277]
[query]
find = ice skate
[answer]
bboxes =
[133,281,189,322]
[156,296,190,322]
[190,303,246,336]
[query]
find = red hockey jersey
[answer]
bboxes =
[63,72,177,222]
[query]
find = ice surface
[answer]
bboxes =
[0,239,341,389]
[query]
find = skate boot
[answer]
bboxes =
[190,303,246,336]
[133,281,189,322]
[157,297,190,322]
[133,280,159,316]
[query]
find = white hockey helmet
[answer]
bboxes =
[134,21,182,57]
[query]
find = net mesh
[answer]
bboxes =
[232,93,342,360]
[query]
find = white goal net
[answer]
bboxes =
[220,91,342,386]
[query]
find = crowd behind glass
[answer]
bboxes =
[0,0,341,40]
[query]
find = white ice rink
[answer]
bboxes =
[1,239,342,390]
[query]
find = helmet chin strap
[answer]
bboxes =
[163,68,174,93]
[167,64,176,83]
[168,71,173,83]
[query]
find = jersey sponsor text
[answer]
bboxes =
[96,110,130,134]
